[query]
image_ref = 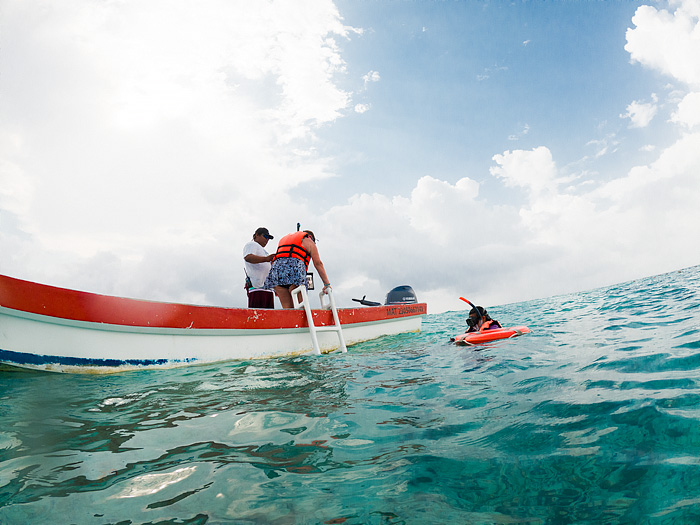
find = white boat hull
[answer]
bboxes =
[0,274,426,373]
[0,307,422,373]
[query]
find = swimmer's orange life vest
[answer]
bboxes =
[479,319,500,332]
[274,231,312,269]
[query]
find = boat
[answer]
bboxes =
[451,326,531,346]
[0,274,427,374]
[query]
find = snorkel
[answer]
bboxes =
[459,297,484,329]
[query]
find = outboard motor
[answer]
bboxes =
[385,285,417,305]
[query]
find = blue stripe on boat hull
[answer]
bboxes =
[0,348,196,369]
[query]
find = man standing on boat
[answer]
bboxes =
[243,227,275,309]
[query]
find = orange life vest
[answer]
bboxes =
[479,319,501,332]
[274,231,312,269]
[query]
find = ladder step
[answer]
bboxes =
[315,325,343,332]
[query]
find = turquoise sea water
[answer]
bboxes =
[1,266,700,524]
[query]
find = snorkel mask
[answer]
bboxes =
[466,306,486,329]
[459,298,485,329]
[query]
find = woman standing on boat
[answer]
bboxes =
[264,230,331,308]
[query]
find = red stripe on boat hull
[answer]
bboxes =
[0,274,426,330]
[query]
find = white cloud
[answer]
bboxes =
[625,0,700,86]
[595,132,700,202]
[0,133,33,217]
[354,103,370,113]
[0,0,355,299]
[620,94,659,128]
[316,177,528,312]
[490,147,559,198]
[362,70,381,87]
[313,128,697,312]
[508,124,530,141]
[586,134,621,158]
[672,91,700,127]
[477,64,508,82]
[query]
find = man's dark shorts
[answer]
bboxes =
[247,289,274,309]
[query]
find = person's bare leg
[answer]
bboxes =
[274,286,294,309]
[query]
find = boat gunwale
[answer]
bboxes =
[0,274,427,330]
[0,305,424,336]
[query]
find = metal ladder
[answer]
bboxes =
[292,285,347,355]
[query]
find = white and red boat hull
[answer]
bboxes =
[0,274,426,373]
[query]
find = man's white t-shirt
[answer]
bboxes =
[243,241,271,289]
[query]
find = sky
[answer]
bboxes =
[1,0,699,314]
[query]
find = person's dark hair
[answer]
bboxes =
[467,306,492,328]
[468,306,491,320]
[254,227,273,240]
[303,230,316,242]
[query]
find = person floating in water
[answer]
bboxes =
[466,306,502,333]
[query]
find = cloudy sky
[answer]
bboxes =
[1,0,699,314]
